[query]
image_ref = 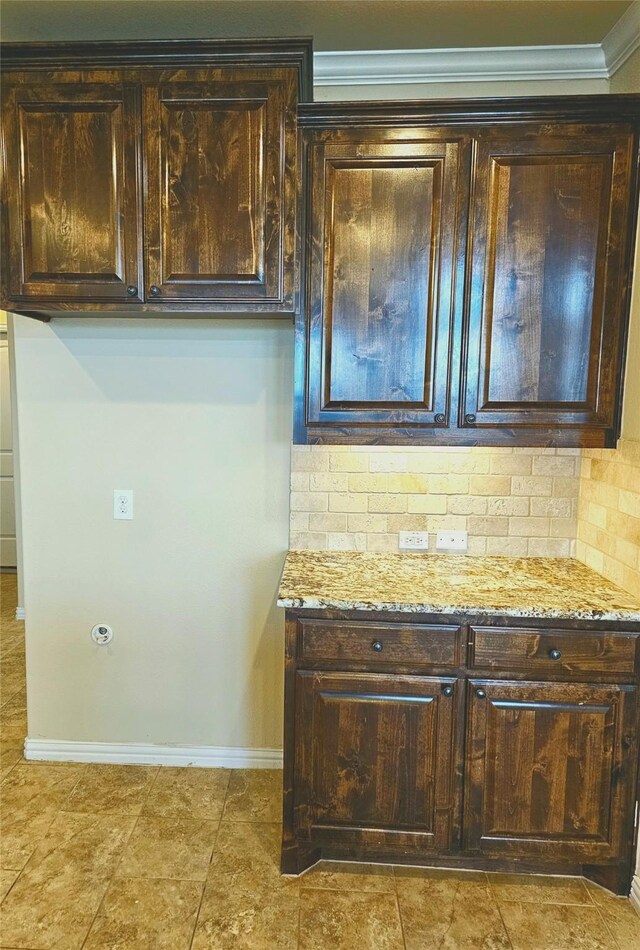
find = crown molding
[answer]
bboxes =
[314,44,608,87]
[602,0,640,76]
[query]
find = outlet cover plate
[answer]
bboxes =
[436,530,468,552]
[399,531,429,551]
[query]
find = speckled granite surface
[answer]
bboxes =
[277,551,640,622]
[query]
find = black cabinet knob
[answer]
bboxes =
[475,688,486,699]
[465,414,477,425]
[442,685,454,697]
[371,640,384,653]
[434,413,446,424]
[126,285,137,297]
[149,285,161,297]
[548,648,562,660]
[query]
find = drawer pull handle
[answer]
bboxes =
[434,413,446,424]
[126,285,137,297]
[442,685,454,697]
[475,688,486,699]
[465,413,477,425]
[371,640,384,653]
[149,285,161,297]
[548,648,562,660]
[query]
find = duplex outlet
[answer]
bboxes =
[399,531,429,551]
[113,490,133,520]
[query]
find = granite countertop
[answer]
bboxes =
[277,551,640,622]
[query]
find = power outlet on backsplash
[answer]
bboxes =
[436,530,469,552]
[399,531,429,551]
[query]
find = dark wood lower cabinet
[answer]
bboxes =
[282,611,640,895]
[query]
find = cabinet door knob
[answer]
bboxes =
[126,285,137,297]
[465,414,477,425]
[371,640,384,653]
[475,688,486,699]
[442,685,454,697]
[434,413,446,424]
[548,648,562,660]
[149,285,161,297]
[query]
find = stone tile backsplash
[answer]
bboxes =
[290,446,580,557]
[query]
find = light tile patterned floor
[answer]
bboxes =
[2,573,640,949]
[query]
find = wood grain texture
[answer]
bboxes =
[299,619,462,670]
[282,607,640,892]
[464,679,637,864]
[2,80,142,302]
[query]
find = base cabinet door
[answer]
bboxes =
[294,671,460,855]
[464,680,638,863]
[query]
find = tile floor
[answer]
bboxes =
[2,573,640,949]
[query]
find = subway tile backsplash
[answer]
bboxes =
[290,446,580,557]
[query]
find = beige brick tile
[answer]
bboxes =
[616,537,639,569]
[407,454,450,474]
[348,473,389,493]
[290,531,327,550]
[489,455,533,475]
[347,513,388,533]
[290,512,309,532]
[619,488,640,520]
[291,472,310,492]
[550,518,577,539]
[468,516,509,537]
[601,554,627,589]
[486,497,529,517]
[327,533,367,551]
[290,450,329,472]
[580,458,592,479]
[310,472,349,493]
[387,474,430,494]
[369,453,408,473]
[425,514,467,532]
[290,491,328,512]
[449,456,491,475]
[586,501,608,529]
[387,514,430,533]
[583,545,605,573]
[509,516,550,537]
[466,537,487,555]
[368,494,408,513]
[329,452,369,472]
[470,476,511,496]
[407,495,448,514]
[309,512,348,533]
[367,534,400,553]
[448,496,488,515]
[551,476,580,499]
[511,475,553,496]
[486,536,528,556]
[428,475,470,494]
[532,455,579,476]
[528,538,572,557]
[530,497,572,518]
[328,493,368,513]
[619,439,640,466]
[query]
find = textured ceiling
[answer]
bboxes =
[1,1,634,49]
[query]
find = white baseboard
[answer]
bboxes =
[631,874,640,912]
[24,738,283,769]
[15,606,25,620]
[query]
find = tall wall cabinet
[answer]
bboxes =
[0,40,312,315]
[294,99,640,448]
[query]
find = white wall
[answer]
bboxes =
[13,316,292,752]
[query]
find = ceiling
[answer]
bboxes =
[1,1,634,50]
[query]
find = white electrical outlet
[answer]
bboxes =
[113,490,133,520]
[399,531,429,551]
[436,530,468,552]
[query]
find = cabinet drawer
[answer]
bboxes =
[469,626,638,677]
[299,620,461,669]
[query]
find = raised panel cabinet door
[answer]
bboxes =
[294,671,461,854]
[462,125,636,434]
[464,680,638,863]
[143,73,296,309]
[2,81,142,303]
[303,133,469,431]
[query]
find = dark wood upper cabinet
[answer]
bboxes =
[296,98,640,448]
[2,80,143,303]
[462,124,636,435]
[302,130,469,433]
[0,39,312,316]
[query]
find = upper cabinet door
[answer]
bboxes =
[302,132,469,436]
[143,73,296,309]
[461,125,636,434]
[2,82,142,303]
